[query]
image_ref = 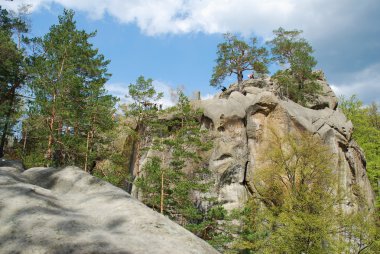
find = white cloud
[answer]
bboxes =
[105,83,130,104]
[201,93,215,100]
[4,0,379,104]
[2,0,376,39]
[331,63,380,104]
[105,80,176,109]
[153,80,176,108]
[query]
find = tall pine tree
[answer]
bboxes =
[0,6,28,158]
[25,9,116,167]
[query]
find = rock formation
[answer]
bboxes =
[0,75,375,253]
[194,77,374,213]
[0,163,219,254]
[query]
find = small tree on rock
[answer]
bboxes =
[269,27,321,105]
[210,33,269,91]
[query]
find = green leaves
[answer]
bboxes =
[340,95,380,211]
[210,28,321,106]
[0,6,29,158]
[269,27,321,104]
[132,90,215,236]
[24,9,116,167]
[231,129,379,253]
[234,131,338,253]
[126,75,163,120]
[210,33,270,89]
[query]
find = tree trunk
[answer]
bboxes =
[22,127,27,153]
[160,153,165,214]
[132,123,144,177]
[237,71,243,91]
[46,92,56,161]
[0,81,21,107]
[160,169,164,214]
[0,119,10,158]
[0,89,16,158]
[84,113,96,172]
[135,141,141,176]
[84,131,91,172]
[46,52,66,163]
[160,141,165,214]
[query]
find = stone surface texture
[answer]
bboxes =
[0,165,219,254]
[193,78,374,212]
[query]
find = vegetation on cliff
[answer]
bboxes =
[210,33,270,90]
[229,131,379,253]
[340,95,380,210]
[0,6,379,254]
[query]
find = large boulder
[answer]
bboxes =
[0,166,219,254]
[194,78,374,213]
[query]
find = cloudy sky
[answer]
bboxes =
[2,0,380,105]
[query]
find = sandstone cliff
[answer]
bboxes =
[193,78,374,213]
[0,162,219,254]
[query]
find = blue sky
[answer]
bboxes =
[2,0,380,106]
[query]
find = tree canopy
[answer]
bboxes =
[0,6,28,158]
[0,7,378,253]
[269,27,321,104]
[24,9,116,167]
[340,95,380,211]
[232,130,379,253]
[210,33,269,90]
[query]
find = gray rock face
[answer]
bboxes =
[0,166,219,254]
[221,75,338,110]
[0,159,25,172]
[194,78,374,213]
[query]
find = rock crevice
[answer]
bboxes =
[194,78,374,212]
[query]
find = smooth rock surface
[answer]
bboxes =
[0,166,219,254]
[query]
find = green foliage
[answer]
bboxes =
[186,205,232,252]
[336,210,379,253]
[269,27,321,104]
[0,6,28,158]
[24,9,116,167]
[339,95,380,210]
[230,129,379,253]
[133,91,220,244]
[124,75,163,178]
[210,33,269,89]
[135,156,163,209]
[126,75,163,141]
[272,69,322,106]
[127,76,163,110]
[233,131,337,253]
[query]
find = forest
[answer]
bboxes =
[1,7,380,253]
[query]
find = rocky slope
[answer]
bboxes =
[193,77,375,213]
[0,161,219,254]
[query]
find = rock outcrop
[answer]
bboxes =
[0,165,219,254]
[194,78,374,212]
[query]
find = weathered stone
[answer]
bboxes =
[0,159,25,173]
[307,80,339,110]
[196,78,374,213]
[0,166,219,254]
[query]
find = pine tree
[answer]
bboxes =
[0,6,28,157]
[135,91,213,227]
[210,33,269,91]
[25,9,116,167]
[269,27,321,105]
[125,75,163,182]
